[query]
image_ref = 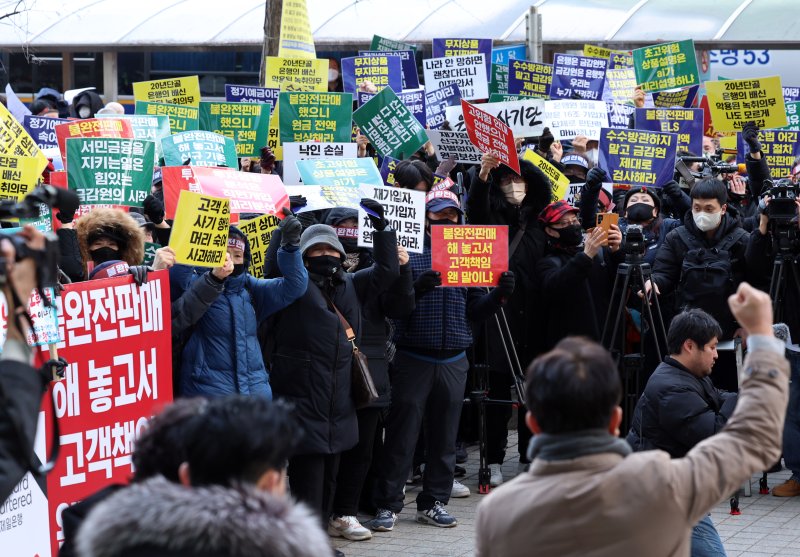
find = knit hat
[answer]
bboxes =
[561,154,589,169]
[538,200,579,225]
[299,224,346,259]
[623,186,662,212]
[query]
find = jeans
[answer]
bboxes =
[691,514,727,557]
[783,350,800,480]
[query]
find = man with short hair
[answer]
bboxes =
[475,282,789,557]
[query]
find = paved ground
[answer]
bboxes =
[332,431,800,556]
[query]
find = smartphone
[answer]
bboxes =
[596,212,619,246]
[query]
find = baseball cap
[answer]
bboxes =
[538,200,579,225]
[561,154,589,169]
[426,196,463,215]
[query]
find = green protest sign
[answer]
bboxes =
[783,101,800,131]
[161,130,238,168]
[96,113,170,161]
[278,92,353,145]
[198,102,271,157]
[489,94,524,103]
[632,39,699,93]
[66,137,156,206]
[143,242,160,266]
[135,101,199,134]
[353,87,428,159]
[489,64,509,96]
[371,35,417,52]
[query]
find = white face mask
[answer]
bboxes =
[692,210,722,232]
[328,69,339,82]
[585,149,599,165]
[78,105,91,118]
[499,180,526,205]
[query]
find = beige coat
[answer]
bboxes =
[475,349,789,557]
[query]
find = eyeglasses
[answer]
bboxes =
[550,218,579,228]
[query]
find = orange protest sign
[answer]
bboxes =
[431,225,509,287]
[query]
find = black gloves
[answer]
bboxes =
[742,121,762,153]
[538,127,555,154]
[414,270,441,298]
[289,195,307,210]
[143,194,165,225]
[56,209,76,224]
[129,265,150,287]
[492,271,515,302]
[661,180,683,199]
[585,167,607,192]
[360,198,388,231]
[278,208,302,248]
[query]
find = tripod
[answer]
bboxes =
[601,250,668,433]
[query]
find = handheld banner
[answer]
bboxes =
[278,0,316,59]
[736,129,800,179]
[268,107,282,161]
[296,158,383,187]
[379,156,401,186]
[598,128,678,187]
[0,103,49,173]
[161,130,237,168]
[198,102,271,157]
[632,40,699,94]
[706,76,787,132]
[522,149,569,201]
[357,184,425,253]
[784,87,800,103]
[425,84,462,129]
[264,57,328,92]
[652,86,699,108]
[423,54,489,101]
[239,213,281,277]
[0,155,46,201]
[634,108,703,155]
[426,129,484,165]
[341,55,403,94]
[282,142,358,185]
[431,225,509,287]
[507,60,552,98]
[543,100,609,141]
[278,92,352,145]
[445,97,545,137]
[96,113,170,161]
[583,44,614,59]
[284,183,362,213]
[353,87,428,159]
[371,35,417,52]
[783,102,800,132]
[132,75,200,107]
[66,138,156,206]
[359,50,420,90]
[433,38,493,80]
[609,51,634,69]
[142,242,160,266]
[225,85,280,107]
[460,99,520,175]
[134,101,200,135]
[23,116,69,150]
[607,102,636,129]
[357,88,426,126]
[549,54,607,101]
[55,118,134,161]
[490,63,510,96]
[603,67,636,105]
[170,190,230,267]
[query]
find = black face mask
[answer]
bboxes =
[428,218,457,227]
[626,202,655,223]
[339,238,358,254]
[90,246,120,265]
[231,263,246,277]
[305,255,341,277]
[554,223,583,246]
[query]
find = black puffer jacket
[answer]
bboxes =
[626,357,738,458]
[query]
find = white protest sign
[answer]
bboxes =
[284,184,361,213]
[423,54,488,101]
[282,142,358,184]
[426,129,483,164]
[358,184,425,253]
[563,182,613,207]
[543,99,609,141]
[445,98,545,137]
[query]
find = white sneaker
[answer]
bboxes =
[327,515,373,541]
[489,463,504,487]
[451,479,470,498]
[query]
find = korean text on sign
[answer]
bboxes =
[170,190,230,267]
[278,92,353,145]
[134,101,200,134]
[431,225,509,287]
[632,40,699,94]
[132,76,201,107]
[598,128,678,187]
[736,129,800,178]
[706,76,788,132]
[549,54,607,101]
[357,184,425,254]
[353,87,428,159]
[239,213,280,277]
[507,60,552,98]
[460,99,520,174]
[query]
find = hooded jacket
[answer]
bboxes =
[169,226,307,398]
[75,207,145,269]
[75,476,331,557]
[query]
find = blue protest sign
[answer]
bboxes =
[359,50,420,90]
[783,86,800,103]
[606,103,636,129]
[634,108,703,155]
[23,115,68,149]
[224,84,280,108]
[425,84,462,129]
[433,38,493,80]
[358,88,426,126]
[599,128,678,187]
[651,86,699,108]
[549,54,607,101]
[341,55,403,94]
[608,52,634,69]
[507,60,552,98]
[296,158,383,187]
[492,44,526,65]
[736,129,800,178]
[379,155,401,186]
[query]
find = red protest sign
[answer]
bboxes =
[431,225,509,287]
[55,118,134,161]
[460,99,520,175]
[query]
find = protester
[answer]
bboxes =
[69,90,105,119]
[393,160,434,192]
[475,282,789,557]
[74,207,150,283]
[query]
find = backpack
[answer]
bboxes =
[676,226,746,317]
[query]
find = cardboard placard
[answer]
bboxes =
[507,60,552,98]
[161,130,238,168]
[423,54,489,101]
[431,225,509,287]
[341,55,403,94]
[295,158,383,187]
[281,142,358,184]
[134,101,199,134]
[170,190,230,267]
[445,98,545,137]
[132,75,200,107]
[353,87,428,159]
[357,184,425,253]
[543,99,609,141]
[278,92,353,145]
[632,40,699,94]
[425,84,462,129]
[198,102,271,157]
[264,57,328,92]
[460,99,520,175]
[549,53,607,101]
[706,76,787,132]
[224,85,280,107]
[598,128,678,187]
[426,129,484,165]
[634,108,704,156]
[278,0,316,59]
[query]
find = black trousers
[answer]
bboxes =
[288,452,341,527]
[332,406,382,517]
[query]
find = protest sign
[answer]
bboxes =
[706,76,787,132]
[423,54,489,101]
[543,100,609,141]
[433,38,493,80]
[96,113,170,161]
[55,118,135,161]
[736,129,800,179]
[490,45,526,96]
[445,97,545,137]
[353,87,428,159]
[0,272,172,557]
[358,184,425,253]
[426,129,483,165]
[268,107,282,161]
[358,88,426,126]
[599,128,678,187]
[379,156,401,186]
[132,75,200,107]
[508,60,552,98]
[632,40,699,93]
[522,149,569,201]
[609,51,634,69]
[23,116,68,150]
[264,57,328,92]
[282,142,358,184]
[66,138,155,206]
[239,213,281,277]
[199,102,271,157]
[296,158,383,187]
[341,55,403,94]
[489,63,510,96]
[549,54,607,101]
[493,44,526,65]
[583,44,613,59]
[359,50,419,90]
[278,0,315,59]
[634,108,703,155]
[225,85,280,107]
[170,190,230,267]
[0,155,45,201]
[651,86,699,108]
[278,92,352,144]
[425,84,462,129]
[783,102,800,131]
[784,86,800,103]
[0,103,49,173]
[134,101,199,134]
[161,130,237,168]
[431,225,509,287]
[603,67,636,104]
[0,286,59,347]
[371,35,417,52]
[461,99,520,174]
[489,94,524,103]
[142,242,159,266]
[284,183,361,213]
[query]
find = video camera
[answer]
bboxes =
[762,178,800,252]
[623,224,647,262]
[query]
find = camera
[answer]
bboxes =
[762,178,800,253]
[623,224,647,261]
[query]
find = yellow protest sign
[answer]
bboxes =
[706,76,787,132]
[170,190,230,267]
[264,57,328,92]
[523,149,569,201]
[583,44,613,59]
[239,213,280,277]
[0,103,48,173]
[132,76,201,107]
[268,105,283,161]
[278,0,316,59]
[0,155,44,200]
